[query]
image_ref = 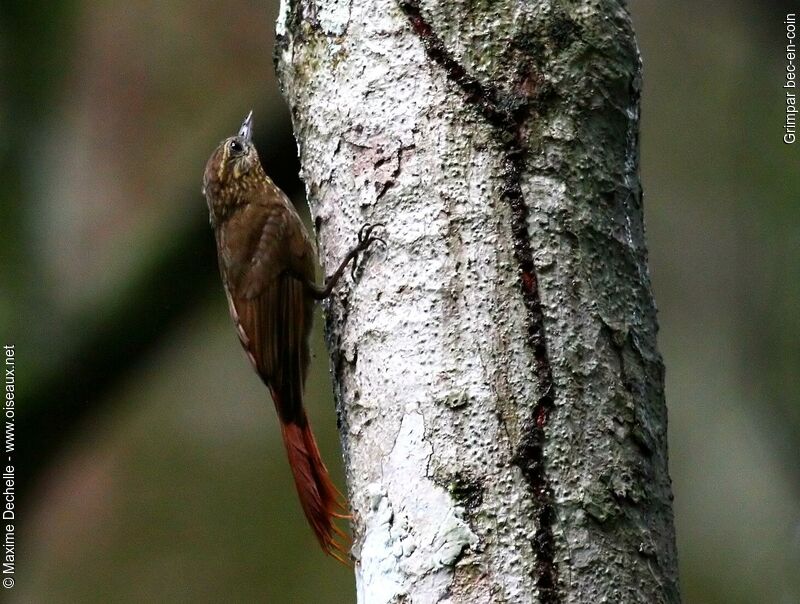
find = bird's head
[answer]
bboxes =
[203,111,262,198]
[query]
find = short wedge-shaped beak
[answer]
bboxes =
[238,110,253,143]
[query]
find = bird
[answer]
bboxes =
[202,111,383,561]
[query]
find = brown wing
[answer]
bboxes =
[228,276,312,423]
[217,199,316,423]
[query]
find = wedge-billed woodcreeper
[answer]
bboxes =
[202,112,383,560]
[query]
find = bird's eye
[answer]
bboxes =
[229,139,243,154]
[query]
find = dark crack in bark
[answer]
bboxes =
[398,1,560,601]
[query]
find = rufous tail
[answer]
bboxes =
[279,416,349,562]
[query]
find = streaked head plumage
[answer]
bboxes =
[203,110,261,196]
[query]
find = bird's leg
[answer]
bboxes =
[304,223,385,301]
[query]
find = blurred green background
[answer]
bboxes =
[1,1,798,602]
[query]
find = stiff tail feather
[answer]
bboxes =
[279,417,349,562]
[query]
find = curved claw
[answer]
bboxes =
[348,223,387,281]
[350,255,360,280]
[315,223,388,299]
[358,222,387,245]
[357,223,387,247]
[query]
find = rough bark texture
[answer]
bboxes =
[275,1,680,602]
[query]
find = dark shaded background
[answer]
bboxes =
[1,1,798,602]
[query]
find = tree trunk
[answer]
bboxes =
[275,1,680,602]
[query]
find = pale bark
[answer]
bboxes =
[275,1,680,602]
